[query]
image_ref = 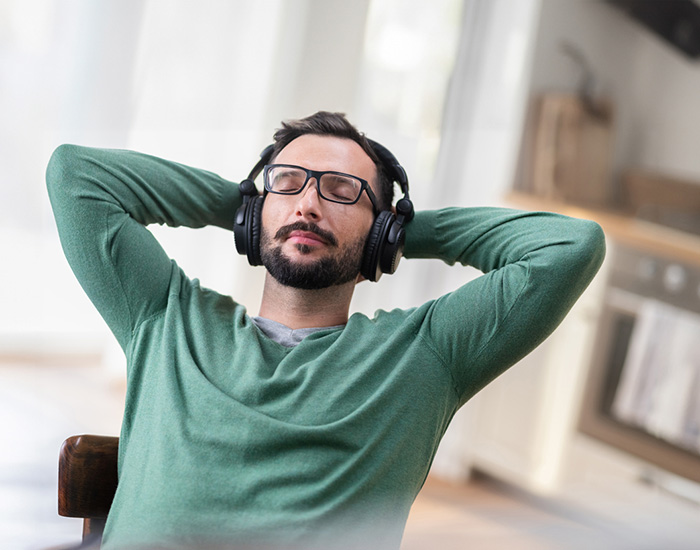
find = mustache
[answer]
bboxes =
[274,221,338,247]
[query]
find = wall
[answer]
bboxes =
[623,10,700,181]
[526,0,700,185]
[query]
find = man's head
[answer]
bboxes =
[260,131,378,290]
[233,111,410,289]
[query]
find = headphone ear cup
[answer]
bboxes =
[361,210,393,282]
[233,194,264,266]
[379,221,405,275]
[246,195,264,266]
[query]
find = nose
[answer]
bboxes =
[294,178,323,221]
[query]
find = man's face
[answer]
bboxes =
[260,134,379,290]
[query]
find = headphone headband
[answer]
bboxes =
[366,139,409,200]
[246,144,275,181]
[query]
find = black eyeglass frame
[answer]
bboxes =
[262,164,380,213]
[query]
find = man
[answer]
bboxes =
[47,111,605,550]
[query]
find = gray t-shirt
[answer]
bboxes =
[251,316,345,348]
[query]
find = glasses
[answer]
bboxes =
[263,164,379,212]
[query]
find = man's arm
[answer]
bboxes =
[403,207,606,403]
[46,144,241,350]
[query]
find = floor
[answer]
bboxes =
[403,473,699,550]
[2,359,699,550]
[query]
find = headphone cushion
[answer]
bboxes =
[247,195,264,266]
[361,210,393,282]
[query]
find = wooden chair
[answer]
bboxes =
[58,435,119,544]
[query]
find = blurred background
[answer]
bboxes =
[2,0,700,548]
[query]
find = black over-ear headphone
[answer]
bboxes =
[233,139,414,282]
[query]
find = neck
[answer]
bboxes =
[258,274,357,329]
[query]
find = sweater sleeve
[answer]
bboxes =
[46,144,242,350]
[403,207,606,404]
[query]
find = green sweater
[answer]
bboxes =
[46,144,605,549]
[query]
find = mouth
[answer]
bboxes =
[287,230,328,246]
[275,222,338,248]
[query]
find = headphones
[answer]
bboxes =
[233,139,414,282]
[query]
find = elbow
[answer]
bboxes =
[563,219,606,286]
[579,219,606,271]
[46,144,86,193]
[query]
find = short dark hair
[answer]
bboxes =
[271,111,394,211]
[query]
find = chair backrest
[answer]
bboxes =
[58,434,119,541]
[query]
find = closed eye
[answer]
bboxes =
[322,175,360,201]
[270,168,306,192]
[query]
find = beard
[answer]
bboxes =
[260,221,365,290]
